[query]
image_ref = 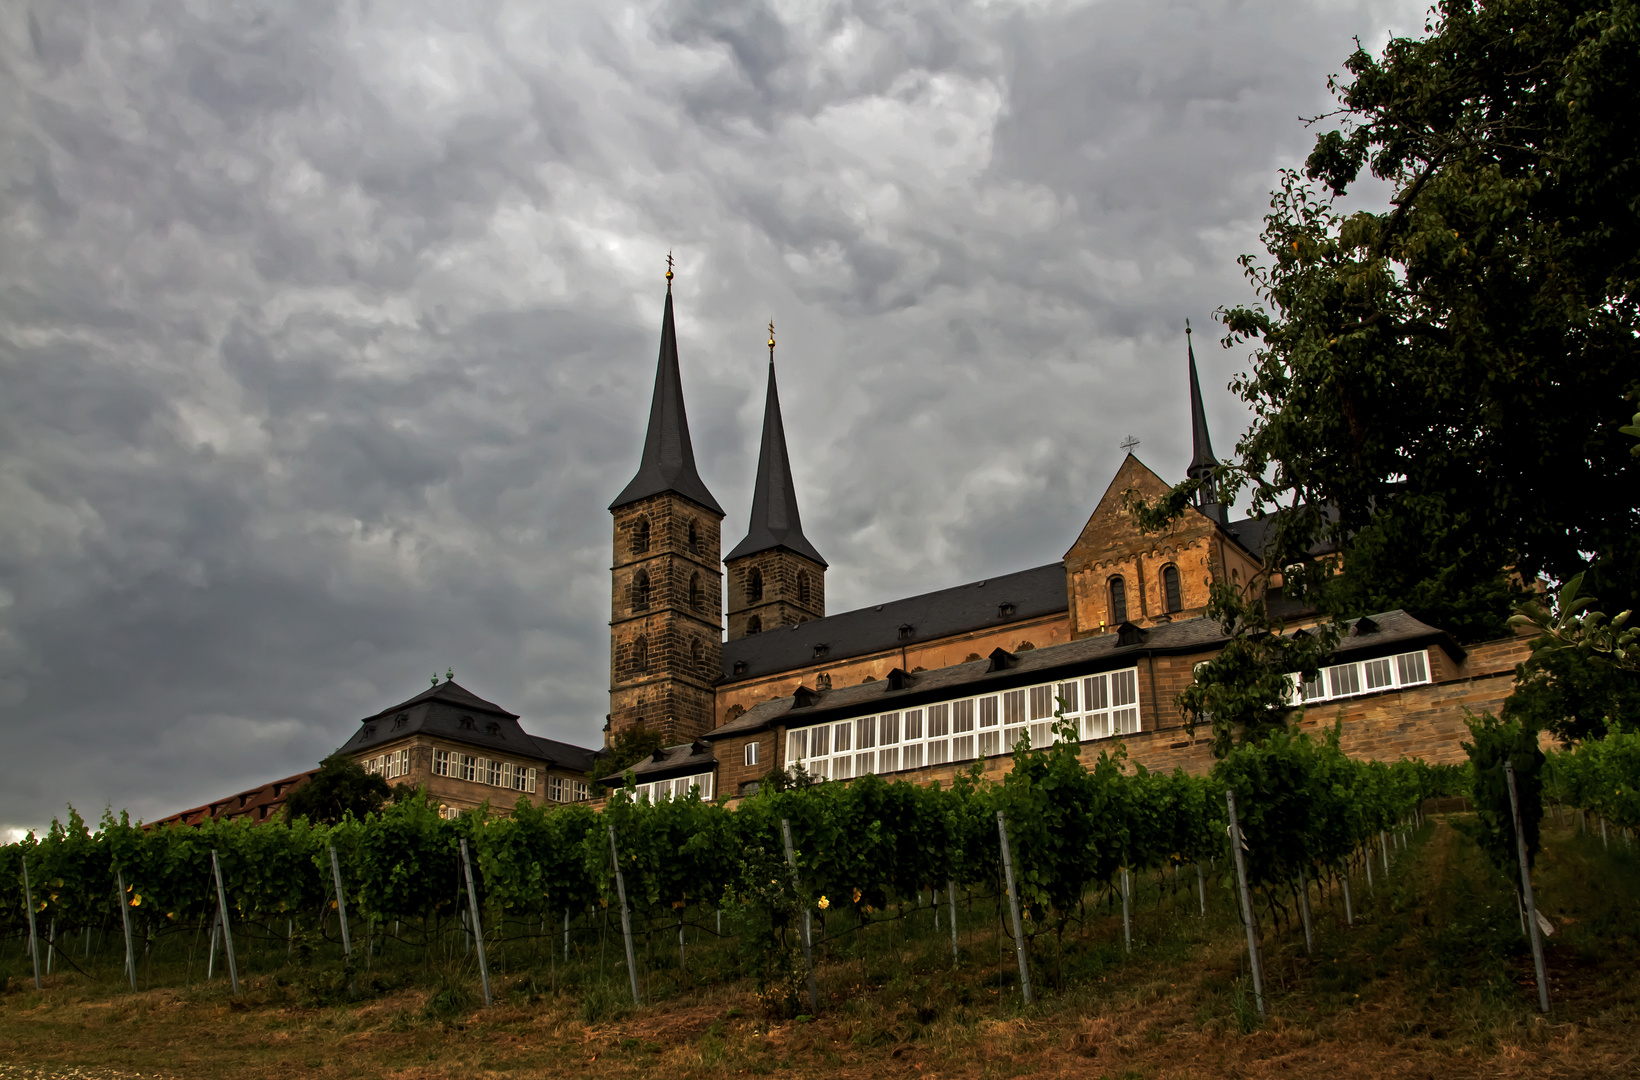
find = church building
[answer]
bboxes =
[598,273,1531,803]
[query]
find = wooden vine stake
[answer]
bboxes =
[1505,761,1550,1013]
[458,838,493,1008]
[115,870,137,989]
[995,810,1033,1005]
[780,819,818,1013]
[1224,790,1264,1016]
[209,849,241,994]
[20,855,41,990]
[607,825,640,1006]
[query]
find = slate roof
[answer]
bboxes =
[338,678,598,767]
[1222,503,1343,562]
[719,561,1069,682]
[530,735,603,774]
[707,608,1459,739]
[725,358,826,565]
[1186,328,1219,479]
[150,768,318,828]
[595,741,717,787]
[610,288,724,515]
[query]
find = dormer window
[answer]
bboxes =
[997,602,1015,618]
[364,725,376,738]
[898,624,915,641]
[813,643,829,658]
[459,715,475,730]
[393,714,408,729]
[486,721,500,735]
[733,660,748,677]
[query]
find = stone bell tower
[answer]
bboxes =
[607,265,724,746]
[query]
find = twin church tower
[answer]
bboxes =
[606,273,826,747]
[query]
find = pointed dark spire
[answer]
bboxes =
[725,331,826,565]
[1184,321,1228,524]
[610,283,723,514]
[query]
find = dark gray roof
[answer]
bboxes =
[1223,503,1343,562]
[530,735,603,774]
[725,359,825,565]
[609,288,723,515]
[720,561,1069,682]
[596,741,716,787]
[707,608,1458,739]
[339,679,600,769]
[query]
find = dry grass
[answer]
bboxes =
[1,815,1636,1079]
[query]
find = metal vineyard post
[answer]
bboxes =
[1225,790,1264,1016]
[780,818,818,1014]
[21,855,41,990]
[115,870,136,989]
[459,838,493,1008]
[1505,761,1550,1014]
[607,825,640,1006]
[995,810,1032,1005]
[210,849,240,994]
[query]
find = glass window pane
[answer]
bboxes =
[877,747,900,773]
[1302,673,1325,700]
[1029,720,1053,748]
[1396,650,1429,685]
[833,721,852,753]
[952,735,975,761]
[978,730,1000,757]
[928,703,950,737]
[879,713,900,745]
[1003,690,1026,726]
[953,699,975,733]
[811,725,830,757]
[903,709,924,741]
[902,743,923,770]
[788,731,807,761]
[1058,682,1079,713]
[855,751,875,776]
[1328,663,1361,697]
[1363,658,1393,689]
[833,753,854,780]
[1028,685,1054,720]
[1114,707,1140,735]
[928,739,950,765]
[1082,712,1108,741]
[857,716,877,749]
[1111,669,1138,708]
[1084,675,1109,711]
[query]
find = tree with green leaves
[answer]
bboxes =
[280,754,395,825]
[1155,0,1640,641]
[1175,583,1345,757]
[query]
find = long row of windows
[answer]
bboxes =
[633,772,714,803]
[363,749,410,779]
[786,668,1142,780]
[432,749,538,793]
[1296,650,1430,704]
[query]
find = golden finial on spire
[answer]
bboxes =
[767,320,776,362]
[665,250,674,290]
[1185,317,1192,336]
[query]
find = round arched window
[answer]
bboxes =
[1108,576,1128,624]
[1161,564,1182,613]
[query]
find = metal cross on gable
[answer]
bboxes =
[1120,435,1141,453]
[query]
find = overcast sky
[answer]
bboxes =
[0,0,1428,834]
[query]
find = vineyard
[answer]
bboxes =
[4,721,1457,1001]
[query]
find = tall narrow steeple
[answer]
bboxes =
[610,276,723,515]
[1185,321,1228,525]
[724,323,826,639]
[726,335,825,565]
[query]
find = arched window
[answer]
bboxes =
[747,614,763,635]
[690,638,704,674]
[631,517,650,555]
[687,519,700,554]
[1161,564,1182,613]
[631,570,651,611]
[797,570,811,605]
[689,572,704,612]
[748,567,763,602]
[631,635,649,673]
[1108,576,1128,624]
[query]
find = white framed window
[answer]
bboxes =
[1073,669,1140,740]
[745,741,759,767]
[548,775,565,802]
[635,772,714,803]
[1297,649,1432,704]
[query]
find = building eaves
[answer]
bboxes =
[596,741,717,788]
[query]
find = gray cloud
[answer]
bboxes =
[0,0,1425,833]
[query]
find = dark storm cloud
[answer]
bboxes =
[0,0,1425,833]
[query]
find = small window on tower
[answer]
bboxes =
[1109,576,1128,624]
[1161,564,1182,613]
[632,570,651,611]
[632,635,649,673]
[690,572,704,611]
[632,517,651,555]
[797,570,811,605]
[747,615,762,635]
[691,638,704,673]
[688,519,701,554]
[748,567,764,602]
